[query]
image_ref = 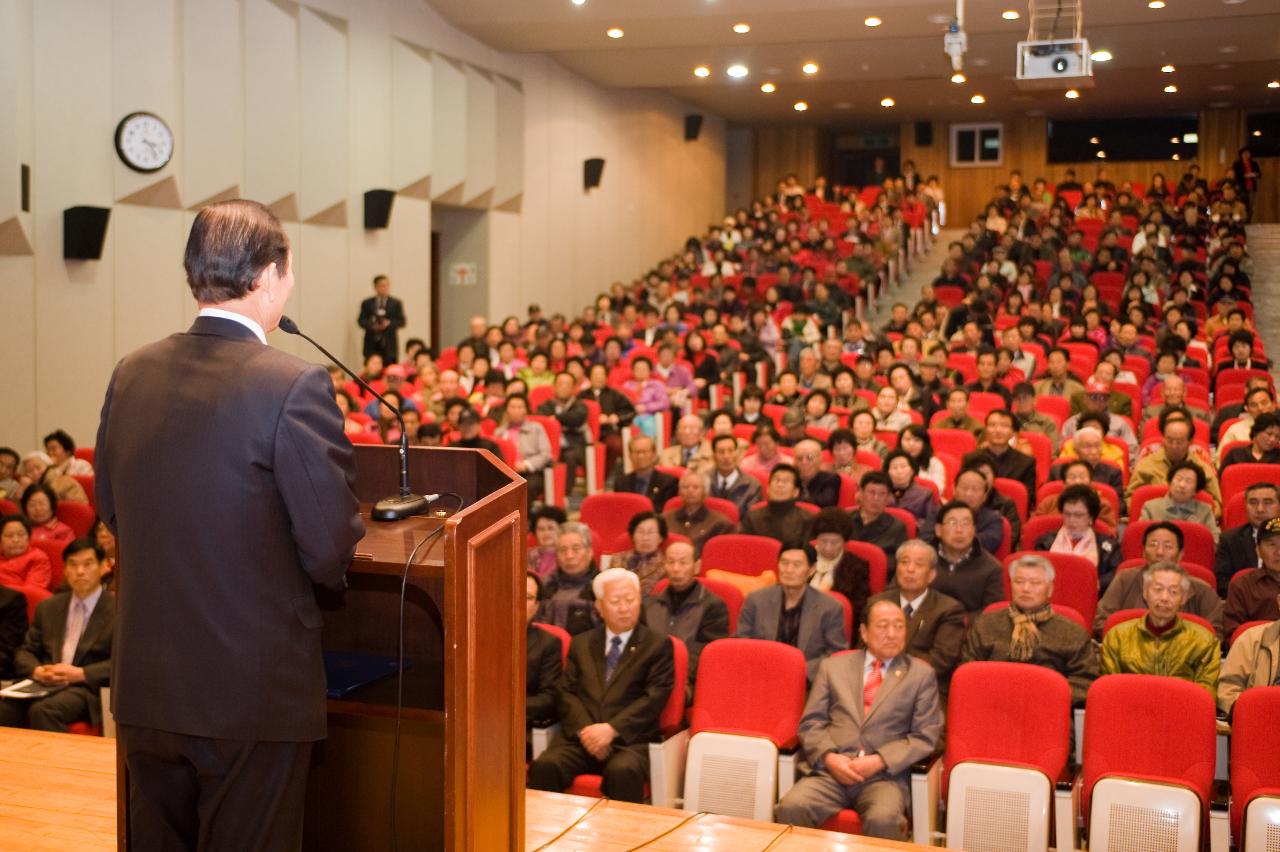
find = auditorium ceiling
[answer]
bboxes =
[428,0,1280,124]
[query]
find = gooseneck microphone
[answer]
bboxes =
[278,315,429,522]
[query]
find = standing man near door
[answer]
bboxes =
[96,200,365,850]
[358,274,406,364]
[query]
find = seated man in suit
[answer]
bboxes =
[866,539,965,695]
[960,554,1098,705]
[642,541,729,695]
[739,464,815,551]
[661,472,734,557]
[1214,482,1278,596]
[1100,563,1220,697]
[849,472,908,566]
[0,537,113,732]
[735,546,848,681]
[528,568,675,803]
[792,439,841,509]
[775,600,943,838]
[1218,607,1280,718]
[659,414,714,475]
[526,572,562,730]
[1225,516,1280,638]
[538,522,601,636]
[616,435,679,512]
[708,434,762,520]
[1093,522,1223,638]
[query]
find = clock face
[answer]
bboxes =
[114,112,174,173]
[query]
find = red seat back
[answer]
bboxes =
[661,495,740,526]
[845,541,888,594]
[1230,686,1280,839]
[826,590,854,643]
[1100,607,1214,638]
[580,493,656,562]
[690,638,807,749]
[994,478,1028,522]
[56,502,95,538]
[17,584,51,622]
[660,636,688,736]
[1121,520,1215,573]
[533,622,571,663]
[700,534,781,577]
[883,507,917,539]
[1001,550,1099,626]
[1222,464,1280,501]
[72,475,96,509]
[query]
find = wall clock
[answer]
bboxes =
[114,111,174,173]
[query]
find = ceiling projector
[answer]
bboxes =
[1016,38,1095,90]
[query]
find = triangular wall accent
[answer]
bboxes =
[187,185,241,211]
[0,217,34,256]
[399,175,433,200]
[266,0,299,17]
[432,181,465,205]
[495,194,523,214]
[303,199,347,227]
[268,193,299,222]
[305,6,346,32]
[464,188,494,210]
[395,37,433,64]
[118,175,183,209]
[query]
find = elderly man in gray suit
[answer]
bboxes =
[775,600,943,839]
[735,546,848,681]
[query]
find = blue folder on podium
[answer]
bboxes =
[323,650,407,698]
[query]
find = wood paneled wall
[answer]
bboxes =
[754,127,825,200]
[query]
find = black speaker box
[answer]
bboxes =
[584,158,605,191]
[363,189,395,229]
[915,121,933,147]
[63,206,110,260]
[684,114,704,142]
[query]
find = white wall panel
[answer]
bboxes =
[463,66,496,205]
[0,0,34,225]
[493,76,522,208]
[112,0,180,201]
[487,209,521,321]
[430,55,466,199]
[111,206,186,356]
[295,222,350,362]
[0,257,37,445]
[242,0,299,208]
[182,0,242,206]
[273,221,304,357]
[298,7,347,219]
[388,196,431,348]
[390,39,432,193]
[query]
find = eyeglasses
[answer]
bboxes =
[941,518,974,528]
[557,543,586,553]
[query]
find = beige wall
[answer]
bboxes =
[0,0,726,449]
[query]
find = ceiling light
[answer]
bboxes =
[880,97,895,107]
[1183,133,1198,142]
[606,27,623,38]
[951,72,966,84]
[971,93,985,104]
[1161,64,1176,73]
[760,81,776,93]
[1002,9,1020,19]
[1164,84,1178,93]
[1066,90,1081,99]
[802,62,819,74]
[727,64,749,78]
[1097,151,1107,158]
[1148,0,1165,7]
[1172,153,1181,160]
[793,101,808,111]
[1090,49,1113,62]
[1089,136,1099,144]
[1254,130,1263,137]
[1171,137,1180,143]
[928,13,952,24]
[1218,45,1239,53]
[1269,80,1280,89]
[864,16,882,27]
[571,0,586,5]
[693,65,710,78]
[732,22,751,34]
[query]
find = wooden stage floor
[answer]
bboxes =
[0,728,926,851]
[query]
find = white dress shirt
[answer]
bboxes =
[198,307,267,345]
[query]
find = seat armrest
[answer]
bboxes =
[1053,768,1080,852]
[910,752,943,845]
[648,729,690,809]
[1072,707,1084,767]
[530,723,560,760]
[1209,781,1231,852]
[776,749,799,801]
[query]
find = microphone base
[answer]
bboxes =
[371,493,431,522]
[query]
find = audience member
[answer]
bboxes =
[526,573,562,728]
[20,484,75,554]
[1218,609,1280,718]
[849,472,908,565]
[659,414,713,474]
[42,431,92,478]
[1093,522,1223,637]
[884,451,938,522]
[527,506,566,580]
[922,468,1004,556]
[792,439,841,508]
[642,541,729,689]
[808,508,872,622]
[537,522,600,635]
[537,372,590,491]
[0,582,26,679]
[739,464,813,550]
[609,511,668,596]
[1215,483,1279,594]
[1127,415,1221,513]
[1033,484,1123,590]
[1033,460,1118,529]
[17,453,87,505]
[928,500,1003,618]
[977,409,1037,503]
[708,434,762,519]
[866,540,965,692]
[616,435,679,512]
[661,472,734,556]
[0,516,52,591]
[1138,460,1220,541]
[0,448,20,500]
[1225,517,1280,637]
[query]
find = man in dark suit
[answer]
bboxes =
[793,439,841,508]
[642,541,729,692]
[865,540,965,694]
[0,583,27,680]
[357,274,406,364]
[526,573,562,728]
[1214,483,1278,595]
[736,547,848,681]
[528,568,675,802]
[708,434,763,519]
[0,538,110,732]
[96,200,365,851]
[775,600,943,838]
[616,435,679,512]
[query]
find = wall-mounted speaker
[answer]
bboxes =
[584,158,605,191]
[914,121,934,147]
[64,206,110,260]
[684,114,704,142]
[363,189,395,229]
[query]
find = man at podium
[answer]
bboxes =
[96,200,365,851]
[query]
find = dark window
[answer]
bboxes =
[1245,112,1280,158]
[1047,115,1198,163]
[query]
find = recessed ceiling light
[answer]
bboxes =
[880,97,895,107]
[1172,153,1181,160]
[1269,80,1280,89]
[928,13,952,24]
[1090,49,1113,62]
[1097,150,1107,158]
[802,62,819,75]
[951,72,966,84]
[1089,136,1099,144]
[1002,9,1020,19]
[1170,137,1180,143]
[606,27,623,38]
[571,0,586,5]
[1148,0,1165,7]
[1217,45,1239,54]
[732,22,751,34]
[1066,89,1081,99]
[864,16,882,27]
[760,81,776,93]
[793,101,808,111]
[970,93,986,104]
[1161,64,1176,73]
[1164,84,1178,93]
[1221,0,1247,4]
[727,64,749,78]
[1254,130,1263,136]
[693,65,711,78]
[1184,133,1198,143]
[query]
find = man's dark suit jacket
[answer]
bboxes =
[866,588,966,689]
[616,469,679,513]
[1216,524,1262,596]
[0,586,28,679]
[527,624,563,726]
[558,624,675,747]
[799,471,841,508]
[16,590,115,725]
[358,295,406,361]
[96,316,365,742]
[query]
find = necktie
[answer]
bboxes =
[605,636,623,682]
[903,602,915,621]
[864,659,883,715]
[61,600,86,665]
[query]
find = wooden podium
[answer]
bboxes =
[116,445,527,852]
[303,445,527,851]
